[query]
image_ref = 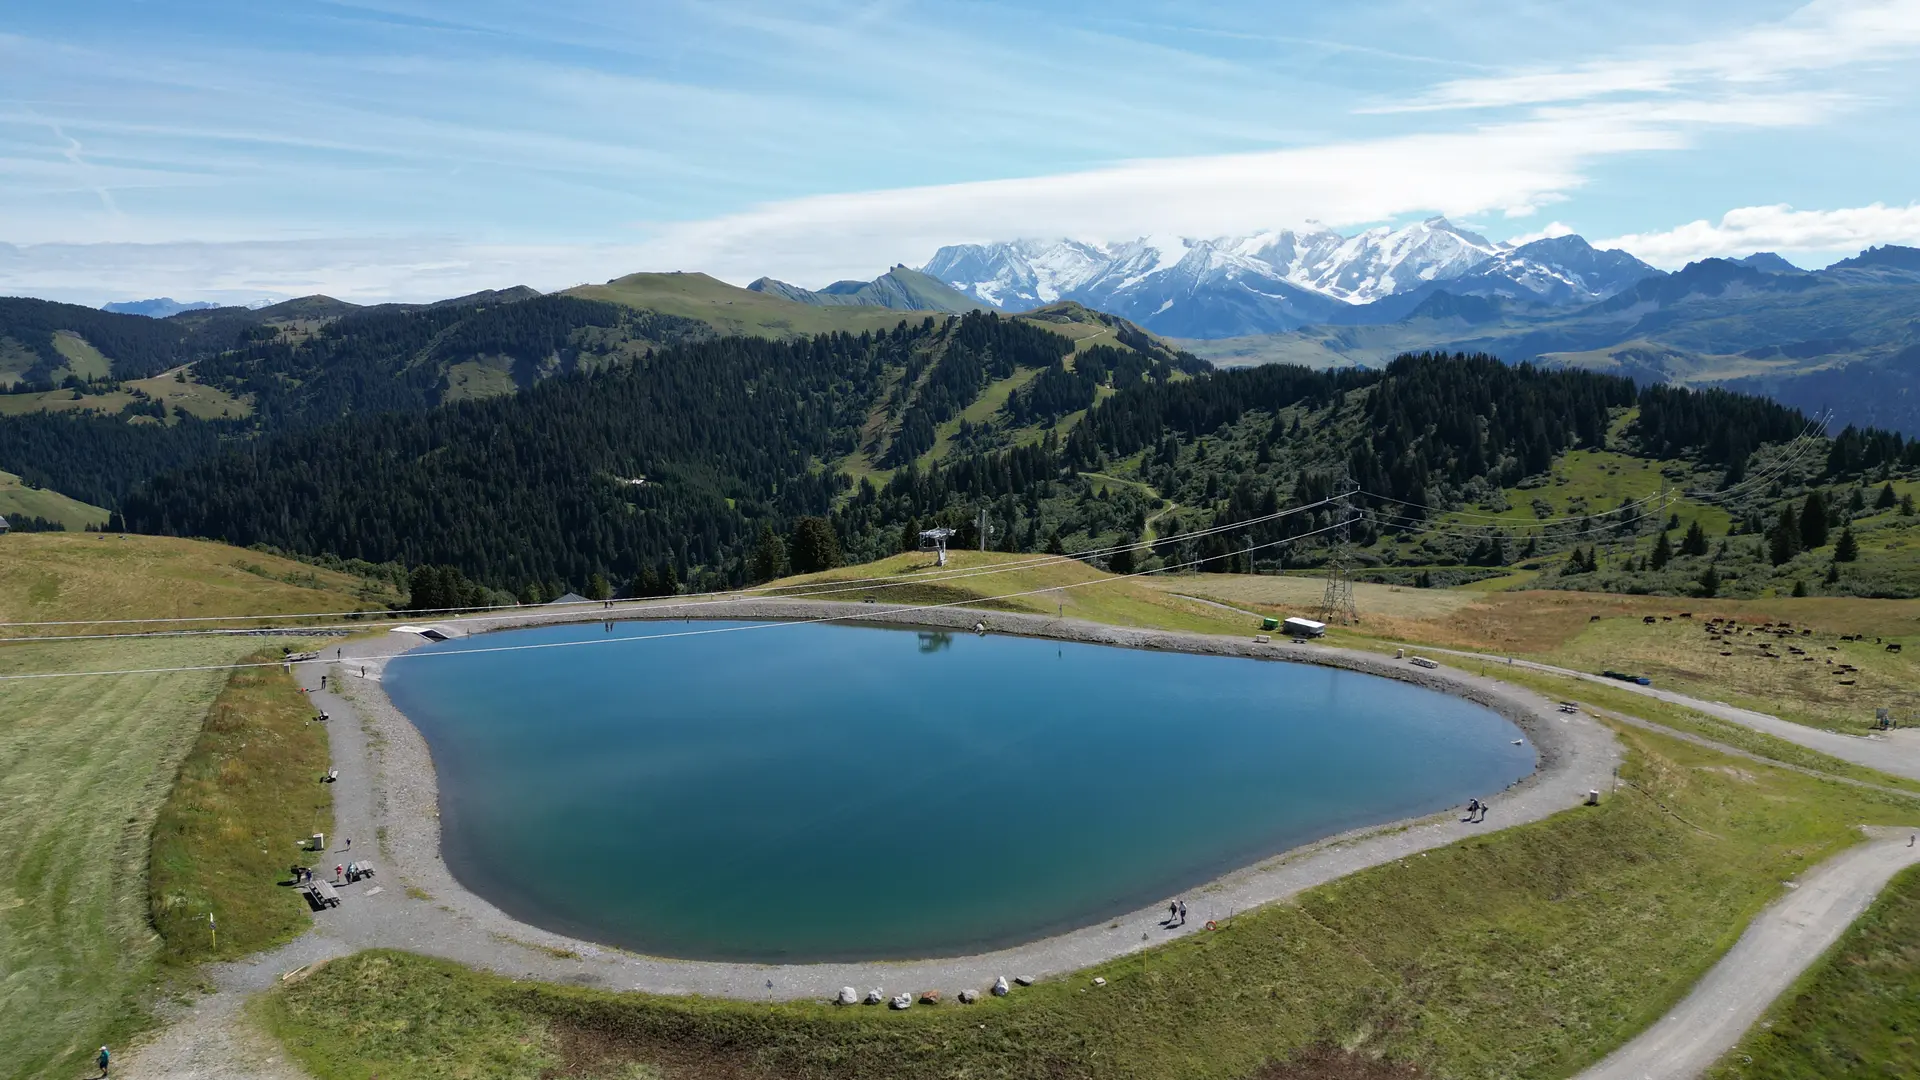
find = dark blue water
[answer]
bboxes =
[385,620,1532,962]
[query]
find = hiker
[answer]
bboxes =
[337,648,343,659]
[1178,900,1188,925]
[1464,798,1480,821]
[344,837,351,850]
[1477,801,1490,823]
[335,864,345,882]
[1167,901,1178,924]
[97,1045,109,1076]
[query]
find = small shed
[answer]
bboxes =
[1282,616,1327,638]
[0,514,9,535]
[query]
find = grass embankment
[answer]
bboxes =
[0,534,384,1078]
[0,468,109,531]
[1707,863,1920,1078]
[770,549,1254,637]
[0,531,399,624]
[265,724,1920,1080]
[150,651,333,963]
[0,640,265,1079]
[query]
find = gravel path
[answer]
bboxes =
[1577,828,1920,1080]
[217,602,1619,1002]
[1423,649,1920,783]
[123,601,1622,1076]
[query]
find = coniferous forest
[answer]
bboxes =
[8,286,1920,601]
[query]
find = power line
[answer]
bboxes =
[0,521,1350,682]
[0,499,1344,646]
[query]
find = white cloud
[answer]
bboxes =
[0,237,645,307]
[620,107,1752,287]
[1598,202,1920,266]
[1380,0,1920,112]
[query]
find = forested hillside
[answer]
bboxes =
[111,304,1920,604]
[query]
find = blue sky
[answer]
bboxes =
[4,0,1920,303]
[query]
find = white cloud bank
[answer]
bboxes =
[5,1,1917,303]
[1599,202,1920,266]
[1382,0,1920,112]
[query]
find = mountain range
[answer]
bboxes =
[913,218,1662,338]
[1185,244,1920,435]
[100,297,224,318]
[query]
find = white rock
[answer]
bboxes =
[836,987,859,1006]
[864,988,884,1005]
[958,989,979,1004]
[890,993,914,1010]
[1014,975,1035,986]
[992,976,1010,996]
[1092,976,1107,987]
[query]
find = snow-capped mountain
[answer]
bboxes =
[921,219,1659,338]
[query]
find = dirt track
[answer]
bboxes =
[1577,829,1920,1080]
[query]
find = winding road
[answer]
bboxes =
[1578,829,1920,1080]
[1423,648,1920,783]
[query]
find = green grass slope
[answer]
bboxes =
[0,469,110,531]
[0,534,392,1078]
[568,272,934,338]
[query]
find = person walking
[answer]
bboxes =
[1167,900,1178,925]
[1178,900,1188,926]
[97,1045,110,1076]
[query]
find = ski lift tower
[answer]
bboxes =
[919,526,957,567]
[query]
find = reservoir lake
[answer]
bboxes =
[384,619,1533,962]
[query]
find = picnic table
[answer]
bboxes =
[303,880,341,909]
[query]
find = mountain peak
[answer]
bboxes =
[921,222,1657,338]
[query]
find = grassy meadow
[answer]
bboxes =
[149,651,333,964]
[0,638,269,1078]
[770,549,1255,637]
[0,469,109,531]
[568,273,928,339]
[0,531,400,625]
[262,722,1920,1080]
[0,535,388,1078]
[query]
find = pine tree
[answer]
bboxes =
[1650,531,1673,570]
[788,516,841,575]
[587,573,611,601]
[1680,520,1710,557]
[1698,564,1720,598]
[1791,579,1808,597]
[1878,482,1899,510]
[1848,487,1866,514]
[1824,561,1840,585]
[1108,540,1136,576]
[750,523,789,582]
[1834,526,1859,562]
[1904,493,1917,517]
[1769,507,1801,565]
[1800,491,1830,549]
[1562,547,1589,577]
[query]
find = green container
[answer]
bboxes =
[1261,617,1280,631]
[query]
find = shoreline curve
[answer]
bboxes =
[274,598,1620,1002]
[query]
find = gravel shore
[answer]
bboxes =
[257,597,1619,1002]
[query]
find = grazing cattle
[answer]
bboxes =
[1889,643,1903,653]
